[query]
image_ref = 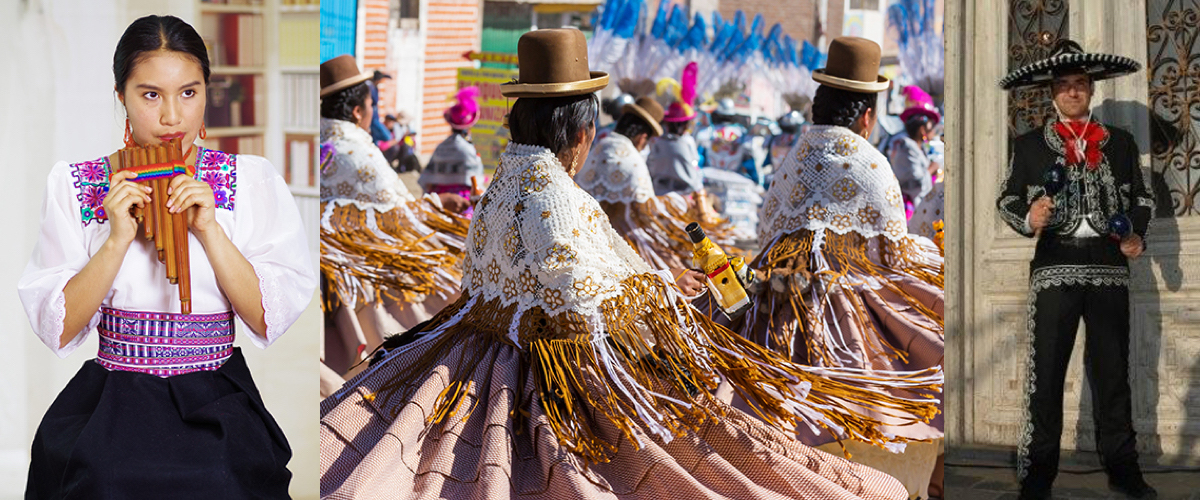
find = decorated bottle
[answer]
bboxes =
[686,222,751,318]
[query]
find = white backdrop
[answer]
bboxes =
[0,1,320,498]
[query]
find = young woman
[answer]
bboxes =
[320,28,935,500]
[18,15,315,498]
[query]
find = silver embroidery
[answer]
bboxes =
[1017,264,1130,479]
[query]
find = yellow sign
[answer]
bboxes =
[462,51,519,66]
[457,67,519,170]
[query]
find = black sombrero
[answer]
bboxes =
[999,39,1140,90]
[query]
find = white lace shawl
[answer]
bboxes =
[758,125,908,244]
[320,118,416,209]
[574,133,656,204]
[462,143,652,325]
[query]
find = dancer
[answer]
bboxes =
[731,37,947,499]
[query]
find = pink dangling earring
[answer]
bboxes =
[124,118,137,148]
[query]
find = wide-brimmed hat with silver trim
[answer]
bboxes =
[999,39,1140,90]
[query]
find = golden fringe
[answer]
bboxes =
[320,202,464,312]
[365,273,942,465]
[754,229,944,368]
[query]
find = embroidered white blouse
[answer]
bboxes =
[18,148,317,358]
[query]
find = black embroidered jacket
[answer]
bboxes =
[997,120,1154,241]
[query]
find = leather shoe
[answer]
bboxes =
[1108,474,1157,499]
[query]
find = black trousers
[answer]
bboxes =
[1020,279,1139,491]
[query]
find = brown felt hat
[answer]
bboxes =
[501,28,609,98]
[811,37,890,93]
[622,97,665,137]
[320,55,371,97]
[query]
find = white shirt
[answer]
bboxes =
[19,151,317,358]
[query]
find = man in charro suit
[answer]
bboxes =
[997,39,1157,500]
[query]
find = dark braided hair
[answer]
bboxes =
[114,15,211,93]
[507,94,599,156]
[663,119,691,135]
[905,115,933,139]
[321,82,371,122]
[810,85,876,128]
[613,113,655,141]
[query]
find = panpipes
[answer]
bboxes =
[108,137,193,314]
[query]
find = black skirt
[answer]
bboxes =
[26,348,291,500]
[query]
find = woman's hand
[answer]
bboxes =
[672,268,707,296]
[438,192,470,213]
[103,170,152,248]
[166,175,218,237]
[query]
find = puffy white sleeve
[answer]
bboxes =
[229,155,317,348]
[18,162,100,357]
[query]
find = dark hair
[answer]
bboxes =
[663,119,691,135]
[905,115,932,139]
[321,82,371,122]
[508,94,599,155]
[810,85,876,127]
[613,113,654,140]
[114,15,211,94]
[601,98,624,120]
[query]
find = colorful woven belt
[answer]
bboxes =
[97,308,235,377]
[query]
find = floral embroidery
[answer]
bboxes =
[70,157,112,226]
[573,276,603,297]
[544,243,578,270]
[831,177,858,202]
[807,203,828,221]
[857,206,881,225]
[543,288,565,309]
[70,147,236,227]
[196,148,237,211]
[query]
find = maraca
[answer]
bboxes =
[1043,163,1067,196]
[1034,164,1067,237]
[1108,213,1132,242]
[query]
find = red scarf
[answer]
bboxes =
[1053,120,1106,170]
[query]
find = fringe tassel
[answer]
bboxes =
[361,270,943,465]
[319,202,464,312]
[600,197,742,271]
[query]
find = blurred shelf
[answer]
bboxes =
[204,126,266,138]
[280,66,319,73]
[211,66,267,75]
[284,128,319,135]
[289,186,320,197]
[280,5,320,13]
[198,4,264,14]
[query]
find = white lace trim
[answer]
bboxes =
[253,263,285,348]
[1017,264,1130,478]
[758,125,909,245]
[574,133,656,204]
[461,142,651,323]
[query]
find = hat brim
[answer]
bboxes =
[321,72,372,97]
[900,107,940,125]
[812,70,891,93]
[620,103,664,137]
[500,71,610,98]
[999,53,1140,90]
